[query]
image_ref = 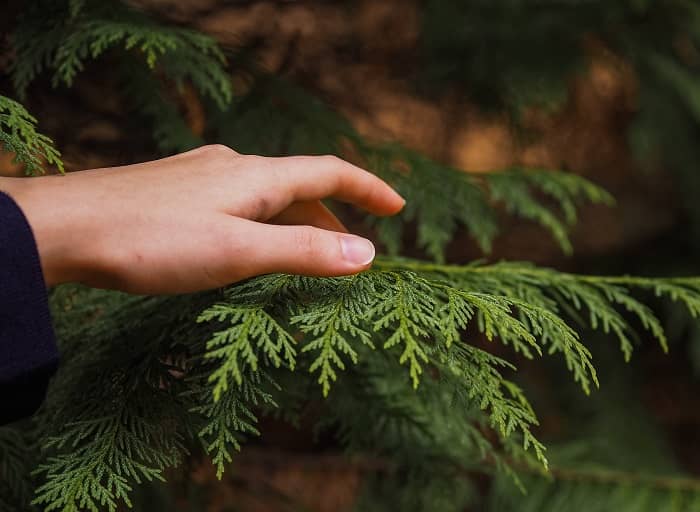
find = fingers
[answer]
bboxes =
[270,200,348,232]
[264,155,405,217]
[230,218,376,278]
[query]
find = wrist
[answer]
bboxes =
[0,176,91,287]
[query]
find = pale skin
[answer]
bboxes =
[0,144,405,294]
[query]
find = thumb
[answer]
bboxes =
[236,220,376,278]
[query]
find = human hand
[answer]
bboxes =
[0,145,404,294]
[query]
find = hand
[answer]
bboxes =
[0,145,405,294]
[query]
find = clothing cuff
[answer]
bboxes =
[0,190,59,424]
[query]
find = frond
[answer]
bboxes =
[200,305,295,401]
[198,275,297,401]
[10,0,231,106]
[0,427,36,511]
[292,274,377,396]
[0,95,63,175]
[367,148,613,261]
[490,467,700,512]
[200,268,601,469]
[486,169,614,255]
[377,259,700,361]
[188,371,277,480]
[32,370,188,512]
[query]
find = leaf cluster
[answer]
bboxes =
[3,0,231,161]
[10,0,231,107]
[0,95,63,175]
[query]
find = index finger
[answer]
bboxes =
[261,155,406,216]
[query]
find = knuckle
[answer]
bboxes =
[320,154,341,164]
[201,144,238,159]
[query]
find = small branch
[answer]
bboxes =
[372,257,700,287]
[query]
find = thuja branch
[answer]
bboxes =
[375,257,700,359]
[0,95,63,175]
[374,257,700,290]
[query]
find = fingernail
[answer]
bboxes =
[340,236,375,266]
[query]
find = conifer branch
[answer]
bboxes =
[0,427,35,511]
[188,371,276,480]
[20,252,700,510]
[491,463,700,512]
[375,258,700,359]
[0,95,63,175]
[199,274,297,402]
[10,0,232,119]
[292,274,376,396]
[32,372,188,512]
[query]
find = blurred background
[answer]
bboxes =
[5,1,700,510]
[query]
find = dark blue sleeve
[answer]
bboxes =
[0,190,59,425]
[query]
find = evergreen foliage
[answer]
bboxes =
[0,428,34,511]
[9,262,700,511]
[3,1,700,511]
[0,95,62,175]
[11,0,231,107]
[421,0,700,242]
[369,151,614,261]
[485,352,700,512]
[8,0,231,158]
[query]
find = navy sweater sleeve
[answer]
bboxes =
[0,190,59,425]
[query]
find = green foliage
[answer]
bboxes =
[0,427,35,512]
[190,370,277,480]
[11,0,231,107]
[24,289,196,512]
[118,60,203,153]
[490,465,700,512]
[293,275,377,395]
[487,170,614,255]
[0,95,63,175]
[20,285,287,512]
[420,0,700,249]
[8,257,698,512]
[195,262,700,471]
[199,275,297,401]
[8,0,231,155]
[29,290,199,512]
[378,260,700,366]
[32,381,187,512]
[485,350,700,512]
[199,267,598,464]
[380,160,613,261]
